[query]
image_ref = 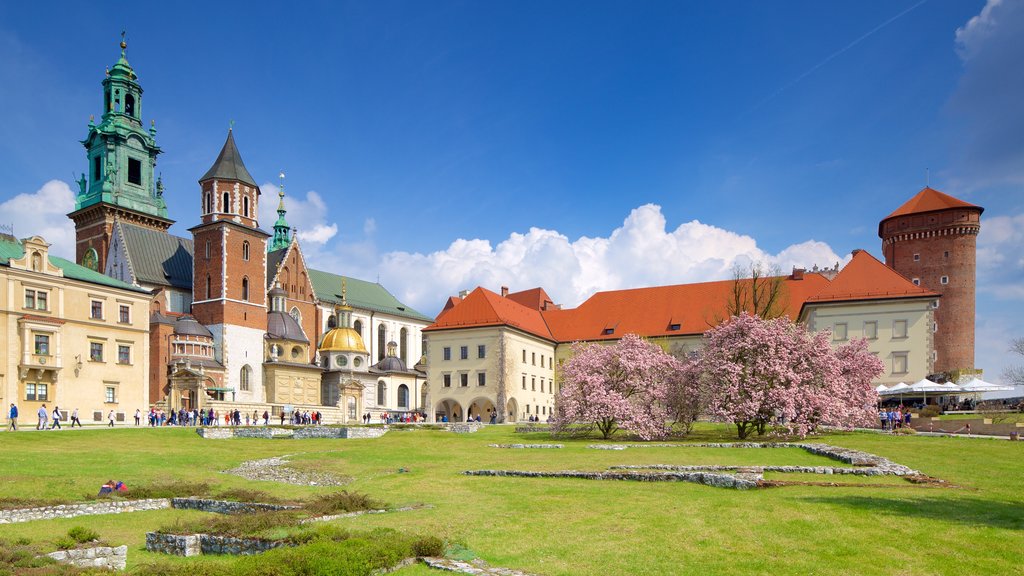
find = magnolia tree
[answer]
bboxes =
[553,334,678,440]
[694,313,882,438]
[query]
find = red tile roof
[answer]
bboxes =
[804,249,938,305]
[425,287,555,341]
[882,187,982,223]
[506,287,555,310]
[542,274,831,342]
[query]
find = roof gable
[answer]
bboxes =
[308,269,433,323]
[805,249,938,305]
[0,236,149,294]
[506,287,555,310]
[424,287,554,340]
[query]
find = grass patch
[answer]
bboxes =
[156,510,302,538]
[301,491,384,516]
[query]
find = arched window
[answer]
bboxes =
[353,319,362,337]
[400,328,409,364]
[290,307,301,323]
[204,193,212,214]
[242,277,249,301]
[377,381,387,406]
[243,196,250,218]
[206,274,211,299]
[240,365,252,391]
[398,384,409,409]
[378,324,387,361]
[222,192,230,213]
[242,241,250,261]
[125,94,135,117]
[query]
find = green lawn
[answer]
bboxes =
[936,412,1024,423]
[0,425,1021,575]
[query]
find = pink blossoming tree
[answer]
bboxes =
[553,334,677,440]
[695,313,882,438]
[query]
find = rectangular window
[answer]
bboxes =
[532,377,536,391]
[478,344,486,359]
[26,383,48,402]
[443,347,451,361]
[912,278,920,286]
[932,300,940,309]
[34,334,49,356]
[105,386,117,403]
[24,290,35,309]
[933,322,938,333]
[460,373,468,387]
[540,379,545,393]
[940,276,949,285]
[93,156,102,182]
[669,323,681,331]
[522,375,526,390]
[944,251,949,259]
[893,353,908,375]
[913,253,920,261]
[522,350,527,363]
[526,404,530,414]
[25,383,36,401]
[37,291,47,311]
[460,346,468,360]
[443,374,451,388]
[893,320,908,339]
[118,345,131,364]
[119,304,130,324]
[540,355,545,368]
[90,342,104,362]
[531,352,536,365]
[864,321,878,340]
[833,323,848,341]
[91,300,104,319]
[478,372,486,386]
[127,158,142,185]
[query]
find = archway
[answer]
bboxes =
[434,399,463,423]
[505,398,519,423]
[467,397,496,423]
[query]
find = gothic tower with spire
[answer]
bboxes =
[68,35,172,272]
[190,129,270,403]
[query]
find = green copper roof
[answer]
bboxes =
[308,268,433,323]
[117,224,194,290]
[270,188,291,252]
[200,130,259,188]
[0,236,149,294]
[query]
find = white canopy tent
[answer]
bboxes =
[958,377,1015,394]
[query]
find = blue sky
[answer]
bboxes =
[1,0,1022,381]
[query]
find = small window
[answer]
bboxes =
[127,158,142,185]
[26,383,48,402]
[90,342,104,362]
[443,374,452,388]
[478,344,486,359]
[478,372,486,386]
[540,379,545,393]
[893,320,908,339]
[206,274,212,299]
[205,240,211,260]
[460,373,468,387]
[833,323,848,341]
[540,356,545,368]
[602,328,615,335]
[669,323,681,331]
[460,346,468,360]
[91,300,104,319]
[205,193,212,214]
[912,278,920,286]
[34,334,50,355]
[933,322,938,333]
[443,347,451,361]
[119,304,130,324]
[522,349,527,362]
[944,251,949,258]
[240,365,252,391]
[93,156,102,182]
[242,241,250,261]
[222,192,231,213]
[243,196,250,218]
[940,276,949,285]
[105,386,117,403]
[377,381,387,405]
[118,345,130,364]
[522,375,527,390]
[24,290,35,309]
[532,377,536,391]
[532,352,536,365]
[913,253,920,262]
[893,353,908,375]
[864,321,878,340]
[125,93,135,116]
[242,277,249,301]
[932,300,940,309]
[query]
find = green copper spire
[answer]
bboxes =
[73,34,168,220]
[270,171,291,251]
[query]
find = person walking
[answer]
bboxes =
[37,404,48,430]
[107,410,116,427]
[8,403,17,431]
[70,408,82,428]
[50,406,62,429]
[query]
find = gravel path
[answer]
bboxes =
[223,455,346,486]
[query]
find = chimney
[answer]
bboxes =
[851,249,863,256]
[791,267,804,281]
[500,286,509,297]
[458,290,468,299]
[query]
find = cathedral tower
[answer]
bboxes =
[879,187,983,375]
[190,129,270,402]
[68,36,172,272]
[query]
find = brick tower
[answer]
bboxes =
[68,36,172,273]
[878,187,983,375]
[189,130,270,402]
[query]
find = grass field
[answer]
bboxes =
[0,424,1021,575]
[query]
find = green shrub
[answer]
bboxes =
[156,510,301,537]
[918,405,942,418]
[893,426,917,435]
[126,480,211,500]
[302,491,383,516]
[411,535,445,557]
[53,536,77,550]
[67,526,99,544]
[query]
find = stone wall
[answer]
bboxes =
[146,533,201,556]
[45,545,128,570]
[463,469,758,489]
[0,498,171,524]
[171,498,299,514]
[293,426,388,439]
[449,422,485,434]
[146,532,286,556]
[197,426,386,440]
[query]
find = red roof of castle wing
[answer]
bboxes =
[804,249,938,305]
[882,187,983,223]
[542,273,831,342]
[424,287,555,341]
[506,287,554,310]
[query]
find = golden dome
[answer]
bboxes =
[319,327,367,354]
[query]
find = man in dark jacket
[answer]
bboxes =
[8,403,17,430]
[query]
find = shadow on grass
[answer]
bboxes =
[802,495,1024,530]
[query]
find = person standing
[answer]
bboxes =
[134,409,141,426]
[8,403,17,431]
[50,406,62,429]
[70,408,82,428]
[37,404,48,430]
[107,410,116,427]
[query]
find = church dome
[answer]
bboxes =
[173,315,213,338]
[267,311,308,343]
[373,355,407,373]
[319,327,367,354]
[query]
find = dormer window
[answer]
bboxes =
[668,323,681,331]
[602,328,615,335]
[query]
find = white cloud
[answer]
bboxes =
[955,0,1003,59]
[378,203,844,314]
[363,217,377,235]
[0,180,76,258]
[977,212,1024,300]
[257,183,338,246]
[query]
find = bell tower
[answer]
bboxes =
[68,34,172,272]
